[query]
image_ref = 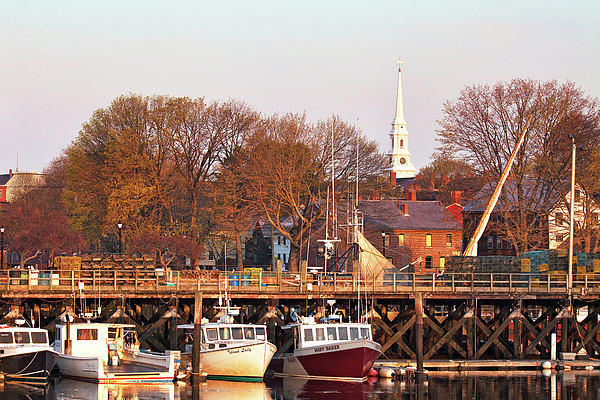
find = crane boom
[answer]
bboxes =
[463,115,532,256]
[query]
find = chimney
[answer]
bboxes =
[407,189,417,201]
[401,203,409,215]
[390,171,396,186]
[9,169,13,178]
[451,191,461,204]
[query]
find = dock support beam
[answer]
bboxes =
[192,291,203,381]
[415,292,424,373]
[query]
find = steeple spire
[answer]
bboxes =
[393,58,406,127]
[388,57,417,180]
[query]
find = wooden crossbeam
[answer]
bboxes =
[378,315,416,357]
[476,309,519,359]
[426,310,472,359]
[425,314,467,359]
[474,316,513,358]
[524,308,567,356]
[521,313,550,357]
[568,315,600,355]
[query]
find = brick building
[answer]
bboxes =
[357,192,463,274]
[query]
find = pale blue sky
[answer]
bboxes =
[1,1,598,174]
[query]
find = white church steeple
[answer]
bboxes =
[388,58,417,180]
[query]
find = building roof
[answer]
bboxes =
[0,174,10,185]
[357,200,462,232]
[462,179,559,213]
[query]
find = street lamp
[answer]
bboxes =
[381,232,386,258]
[117,222,123,254]
[1,226,4,269]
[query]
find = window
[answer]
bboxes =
[398,234,405,247]
[278,236,281,246]
[0,332,13,344]
[497,236,503,249]
[206,328,218,341]
[507,238,513,249]
[383,234,390,247]
[315,328,325,341]
[555,212,564,226]
[231,327,243,340]
[327,327,337,340]
[349,327,359,340]
[425,256,433,269]
[219,328,231,340]
[14,332,30,344]
[426,234,432,248]
[487,236,494,249]
[31,332,47,344]
[243,328,255,340]
[283,237,287,246]
[76,329,97,341]
[208,251,214,261]
[446,234,452,247]
[556,233,564,242]
[304,328,314,342]
[338,327,348,340]
[360,328,370,339]
[400,139,404,148]
[440,257,446,270]
[256,327,266,340]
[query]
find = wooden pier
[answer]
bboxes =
[1,269,599,364]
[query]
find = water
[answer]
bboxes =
[2,371,600,399]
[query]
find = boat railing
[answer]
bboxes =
[0,269,594,296]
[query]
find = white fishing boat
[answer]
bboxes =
[268,315,381,381]
[0,322,59,382]
[54,319,180,383]
[179,299,276,382]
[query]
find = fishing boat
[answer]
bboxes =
[179,298,277,382]
[268,315,382,382]
[53,319,181,384]
[0,322,59,382]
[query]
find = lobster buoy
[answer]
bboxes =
[368,367,378,377]
[378,367,395,378]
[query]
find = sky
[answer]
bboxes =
[1,1,599,175]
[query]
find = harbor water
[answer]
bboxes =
[2,370,600,399]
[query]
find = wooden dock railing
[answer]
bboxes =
[0,269,596,297]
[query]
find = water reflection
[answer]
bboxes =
[2,370,600,399]
[266,376,372,400]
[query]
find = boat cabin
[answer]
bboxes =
[182,323,268,352]
[54,322,134,362]
[284,317,373,350]
[0,326,51,350]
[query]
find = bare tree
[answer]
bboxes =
[437,79,600,253]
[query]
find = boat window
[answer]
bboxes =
[338,327,348,340]
[14,331,31,344]
[231,327,243,340]
[350,327,359,340]
[206,328,218,341]
[303,328,314,342]
[31,331,47,344]
[0,332,13,344]
[256,327,266,340]
[108,327,117,340]
[243,328,255,340]
[327,327,337,340]
[77,329,98,341]
[219,327,231,340]
[360,328,370,339]
[315,328,325,341]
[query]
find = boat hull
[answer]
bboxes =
[271,339,381,381]
[56,354,176,384]
[183,341,277,382]
[0,349,59,382]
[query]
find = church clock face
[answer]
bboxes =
[400,157,406,164]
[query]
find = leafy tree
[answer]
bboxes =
[436,79,600,253]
